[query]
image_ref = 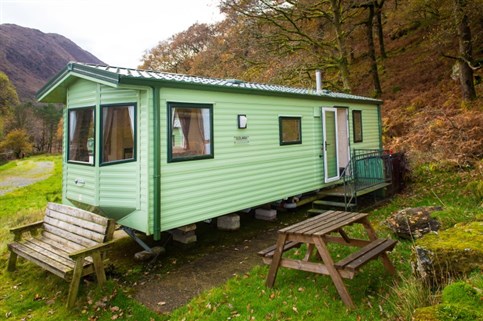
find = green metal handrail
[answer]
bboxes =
[340,149,393,210]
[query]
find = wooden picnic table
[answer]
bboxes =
[258,210,397,308]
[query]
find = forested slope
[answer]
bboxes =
[141,0,482,165]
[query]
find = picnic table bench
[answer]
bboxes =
[258,210,397,308]
[7,203,116,308]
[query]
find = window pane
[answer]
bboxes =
[102,105,135,163]
[170,105,212,161]
[353,110,363,143]
[280,117,302,145]
[68,108,95,164]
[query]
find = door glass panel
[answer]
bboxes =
[325,110,338,179]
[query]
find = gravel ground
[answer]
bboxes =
[0,161,54,195]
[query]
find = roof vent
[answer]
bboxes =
[315,70,323,94]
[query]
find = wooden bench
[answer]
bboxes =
[334,238,397,279]
[7,203,116,308]
[258,241,301,264]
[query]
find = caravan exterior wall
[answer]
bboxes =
[37,63,382,239]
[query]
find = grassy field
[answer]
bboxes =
[0,156,481,320]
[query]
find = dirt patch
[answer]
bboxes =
[0,161,54,195]
[131,209,307,314]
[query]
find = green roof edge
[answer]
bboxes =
[36,62,383,105]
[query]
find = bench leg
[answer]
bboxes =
[380,253,396,275]
[7,251,18,272]
[313,237,355,309]
[266,234,287,288]
[67,258,84,308]
[91,252,106,285]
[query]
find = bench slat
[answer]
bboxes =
[258,241,301,258]
[8,242,72,278]
[46,208,108,234]
[43,223,99,248]
[335,239,397,272]
[41,230,85,252]
[43,216,105,244]
[47,203,109,227]
[23,239,79,269]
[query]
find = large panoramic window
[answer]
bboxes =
[352,110,363,143]
[101,104,136,164]
[68,107,95,164]
[279,116,302,145]
[168,102,213,162]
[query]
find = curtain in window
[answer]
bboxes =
[194,109,206,155]
[176,109,191,149]
[69,111,76,142]
[202,108,210,154]
[103,108,115,162]
[70,109,93,162]
[127,106,134,137]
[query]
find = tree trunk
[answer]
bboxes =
[329,0,352,92]
[454,0,476,100]
[375,0,387,58]
[366,4,383,97]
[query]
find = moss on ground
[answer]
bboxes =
[414,221,483,283]
[413,273,483,321]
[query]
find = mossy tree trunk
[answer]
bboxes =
[454,0,477,100]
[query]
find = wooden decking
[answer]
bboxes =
[318,181,392,198]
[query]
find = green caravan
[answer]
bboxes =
[37,63,384,240]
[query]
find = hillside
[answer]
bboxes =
[0,24,104,100]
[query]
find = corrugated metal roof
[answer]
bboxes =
[37,62,382,104]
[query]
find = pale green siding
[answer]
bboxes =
[63,81,152,234]
[158,88,325,230]
[348,103,381,149]
[63,80,98,206]
[62,79,381,236]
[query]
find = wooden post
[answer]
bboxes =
[67,257,85,308]
[266,233,288,288]
[7,252,17,272]
[313,236,355,309]
[91,252,106,285]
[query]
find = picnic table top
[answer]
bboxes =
[278,210,368,237]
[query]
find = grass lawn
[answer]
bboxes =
[0,156,481,320]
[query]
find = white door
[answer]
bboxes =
[322,107,350,183]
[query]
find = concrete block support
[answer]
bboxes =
[255,208,277,221]
[217,213,240,231]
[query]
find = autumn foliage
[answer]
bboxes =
[141,0,482,166]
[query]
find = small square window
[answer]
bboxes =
[101,104,136,165]
[279,116,302,145]
[168,103,214,162]
[68,107,95,165]
[353,110,363,143]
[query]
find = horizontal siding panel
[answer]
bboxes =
[99,163,138,209]
[159,89,330,230]
[67,79,97,107]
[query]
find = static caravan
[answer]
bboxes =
[37,62,384,241]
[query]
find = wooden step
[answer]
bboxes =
[307,208,328,216]
[354,182,392,196]
[313,200,356,208]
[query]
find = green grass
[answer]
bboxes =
[162,163,482,321]
[0,156,161,321]
[0,156,481,321]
